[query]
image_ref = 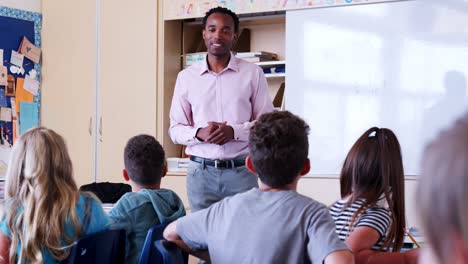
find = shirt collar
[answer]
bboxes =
[199,52,239,75]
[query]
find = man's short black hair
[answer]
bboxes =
[124,134,165,186]
[202,6,240,33]
[249,111,310,188]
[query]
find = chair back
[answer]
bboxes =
[62,229,126,264]
[80,182,131,203]
[138,223,168,264]
[154,240,186,264]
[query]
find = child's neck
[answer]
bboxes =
[258,181,298,192]
[131,182,161,192]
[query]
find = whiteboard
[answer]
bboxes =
[286,0,468,176]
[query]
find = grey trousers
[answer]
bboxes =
[186,159,258,212]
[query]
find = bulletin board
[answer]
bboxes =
[0,7,42,176]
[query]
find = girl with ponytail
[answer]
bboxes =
[329,127,419,264]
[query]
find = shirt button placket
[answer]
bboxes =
[215,75,224,158]
[216,76,223,121]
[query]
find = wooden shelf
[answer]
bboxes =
[255,60,286,67]
[166,171,187,177]
[259,61,286,78]
[265,73,285,78]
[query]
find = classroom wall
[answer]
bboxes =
[0,0,41,13]
[18,0,421,232]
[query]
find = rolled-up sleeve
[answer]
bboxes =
[176,206,215,251]
[169,73,202,146]
[307,206,350,263]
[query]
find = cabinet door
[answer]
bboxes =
[97,0,157,183]
[41,0,97,188]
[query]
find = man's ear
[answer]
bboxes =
[299,159,310,177]
[202,29,207,40]
[245,155,256,174]
[232,32,239,43]
[123,169,130,181]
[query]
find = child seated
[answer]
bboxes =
[0,127,110,263]
[418,114,468,264]
[329,127,418,264]
[164,111,353,263]
[109,135,186,263]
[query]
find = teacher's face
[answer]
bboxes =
[203,13,237,58]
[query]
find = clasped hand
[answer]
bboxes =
[196,121,234,145]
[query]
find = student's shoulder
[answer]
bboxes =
[224,188,262,204]
[77,193,110,225]
[194,190,250,214]
[115,190,145,204]
[79,192,103,206]
[108,192,147,214]
[293,192,327,207]
[291,193,333,219]
[363,205,391,219]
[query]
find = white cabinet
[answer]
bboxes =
[42,0,97,187]
[97,0,157,183]
[41,0,157,187]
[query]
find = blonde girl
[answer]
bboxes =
[0,127,110,264]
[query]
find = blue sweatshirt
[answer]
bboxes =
[109,189,186,263]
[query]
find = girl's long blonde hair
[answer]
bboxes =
[3,127,82,263]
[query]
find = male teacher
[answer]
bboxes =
[169,6,274,212]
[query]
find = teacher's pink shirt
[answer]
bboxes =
[169,54,274,160]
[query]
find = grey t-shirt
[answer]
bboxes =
[177,188,348,264]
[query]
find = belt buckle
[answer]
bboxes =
[214,160,219,168]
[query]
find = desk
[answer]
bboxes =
[402,233,424,251]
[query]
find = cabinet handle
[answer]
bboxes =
[88,117,93,136]
[99,117,102,136]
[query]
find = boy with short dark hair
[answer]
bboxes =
[109,135,186,263]
[164,111,353,263]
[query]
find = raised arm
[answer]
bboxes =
[343,223,419,264]
[345,226,381,253]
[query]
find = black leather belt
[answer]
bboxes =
[190,156,245,169]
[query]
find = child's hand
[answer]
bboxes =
[403,248,420,264]
[354,249,374,264]
[354,248,420,264]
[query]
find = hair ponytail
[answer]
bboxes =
[339,127,406,252]
[378,128,405,251]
